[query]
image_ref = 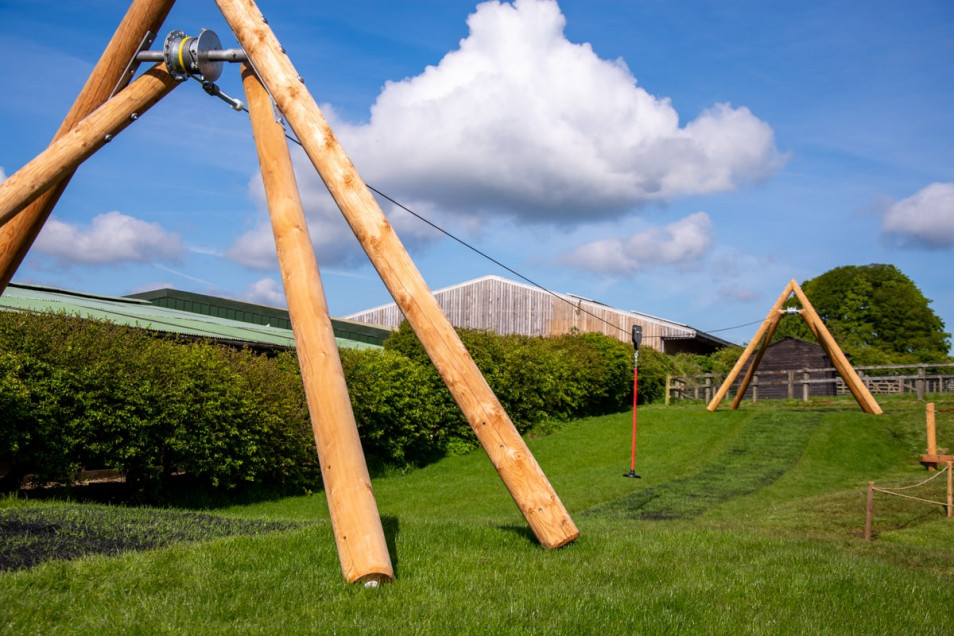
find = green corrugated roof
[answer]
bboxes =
[0,283,381,351]
[126,287,392,346]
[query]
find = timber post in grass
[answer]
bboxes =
[0,0,176,293]
[947,461,953,519]
[217,0,579,549]
[926,403,937,471]
[0,65,179,228]
[242,65,393,585]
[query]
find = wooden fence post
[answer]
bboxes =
[927,402,937,471]
[917,366,926,401]
[802,371,810,402]
[948,462,953,519]
[665,374,671,406]
[865,481,874,541]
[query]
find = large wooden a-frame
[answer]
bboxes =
[707,280,882,415]
[0,0,579,585]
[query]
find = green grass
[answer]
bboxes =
[2,397,953,634]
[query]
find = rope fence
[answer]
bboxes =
[865,461,953,540]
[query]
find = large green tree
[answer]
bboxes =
[774,264,950,363]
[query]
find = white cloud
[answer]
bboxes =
[881,182,954,249]
[228,147,445,270]
[718,284,760,302]
[243,277,287,308]
[563,211,713,273]
[321,0,782,224]
[34,211,183,265]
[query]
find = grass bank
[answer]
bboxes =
[2,396,952,633]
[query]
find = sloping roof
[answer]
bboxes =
[344,274,732,353]
[0,283,381,351]
[126,288,392,347]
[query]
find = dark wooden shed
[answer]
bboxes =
[741,337,836,399]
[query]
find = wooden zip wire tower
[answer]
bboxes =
[0,0,579,585]
[706,279,882,415]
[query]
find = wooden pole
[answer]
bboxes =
[927,403,937,471]
[0,0,175,292]
[708,281,793,411]
[217,0,578,549]
[864,481,874,541]
[0,65,179,228]
[242,66,393,585]
[947,461,953,519]
[730,312,781,410]
[791,281,882,415]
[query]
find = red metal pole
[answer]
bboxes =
[630,366,638,472]
[624,325,642,479]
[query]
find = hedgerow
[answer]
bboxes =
[0,311,641,500]
[0,311,318,499]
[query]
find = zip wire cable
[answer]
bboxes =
[201,80,757,342]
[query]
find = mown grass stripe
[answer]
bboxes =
[586,411,821,520]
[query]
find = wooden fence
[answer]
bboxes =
[667,363,954,405]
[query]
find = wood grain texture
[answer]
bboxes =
[243,66,393,584]
[217,0,578,549]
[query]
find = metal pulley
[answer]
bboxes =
[135,29,247,82]
[163,29,224,81]
[132,29,249,110]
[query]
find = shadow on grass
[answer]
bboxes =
[0,504,305,572]
[382,515,400,577]
[495,523,538,546]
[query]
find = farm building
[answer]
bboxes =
[740,337,836,400]
[344,275,731,355]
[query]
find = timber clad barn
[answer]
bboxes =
[741,337,837,399]
[345,275,730,355]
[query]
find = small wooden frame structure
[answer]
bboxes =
[0,0,578,584]
[707,280,882,414]
[921,402,954,470]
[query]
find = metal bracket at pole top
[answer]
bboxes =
[632,325,642,367]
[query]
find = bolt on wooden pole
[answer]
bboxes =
[217,0,578,549]
[242,65,393,584]
[0,0,176,292]
[0,65,179,228]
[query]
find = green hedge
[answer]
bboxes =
[0,312,318,499]
[0,311,644,500]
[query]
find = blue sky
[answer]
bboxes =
[1,0,952,347]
